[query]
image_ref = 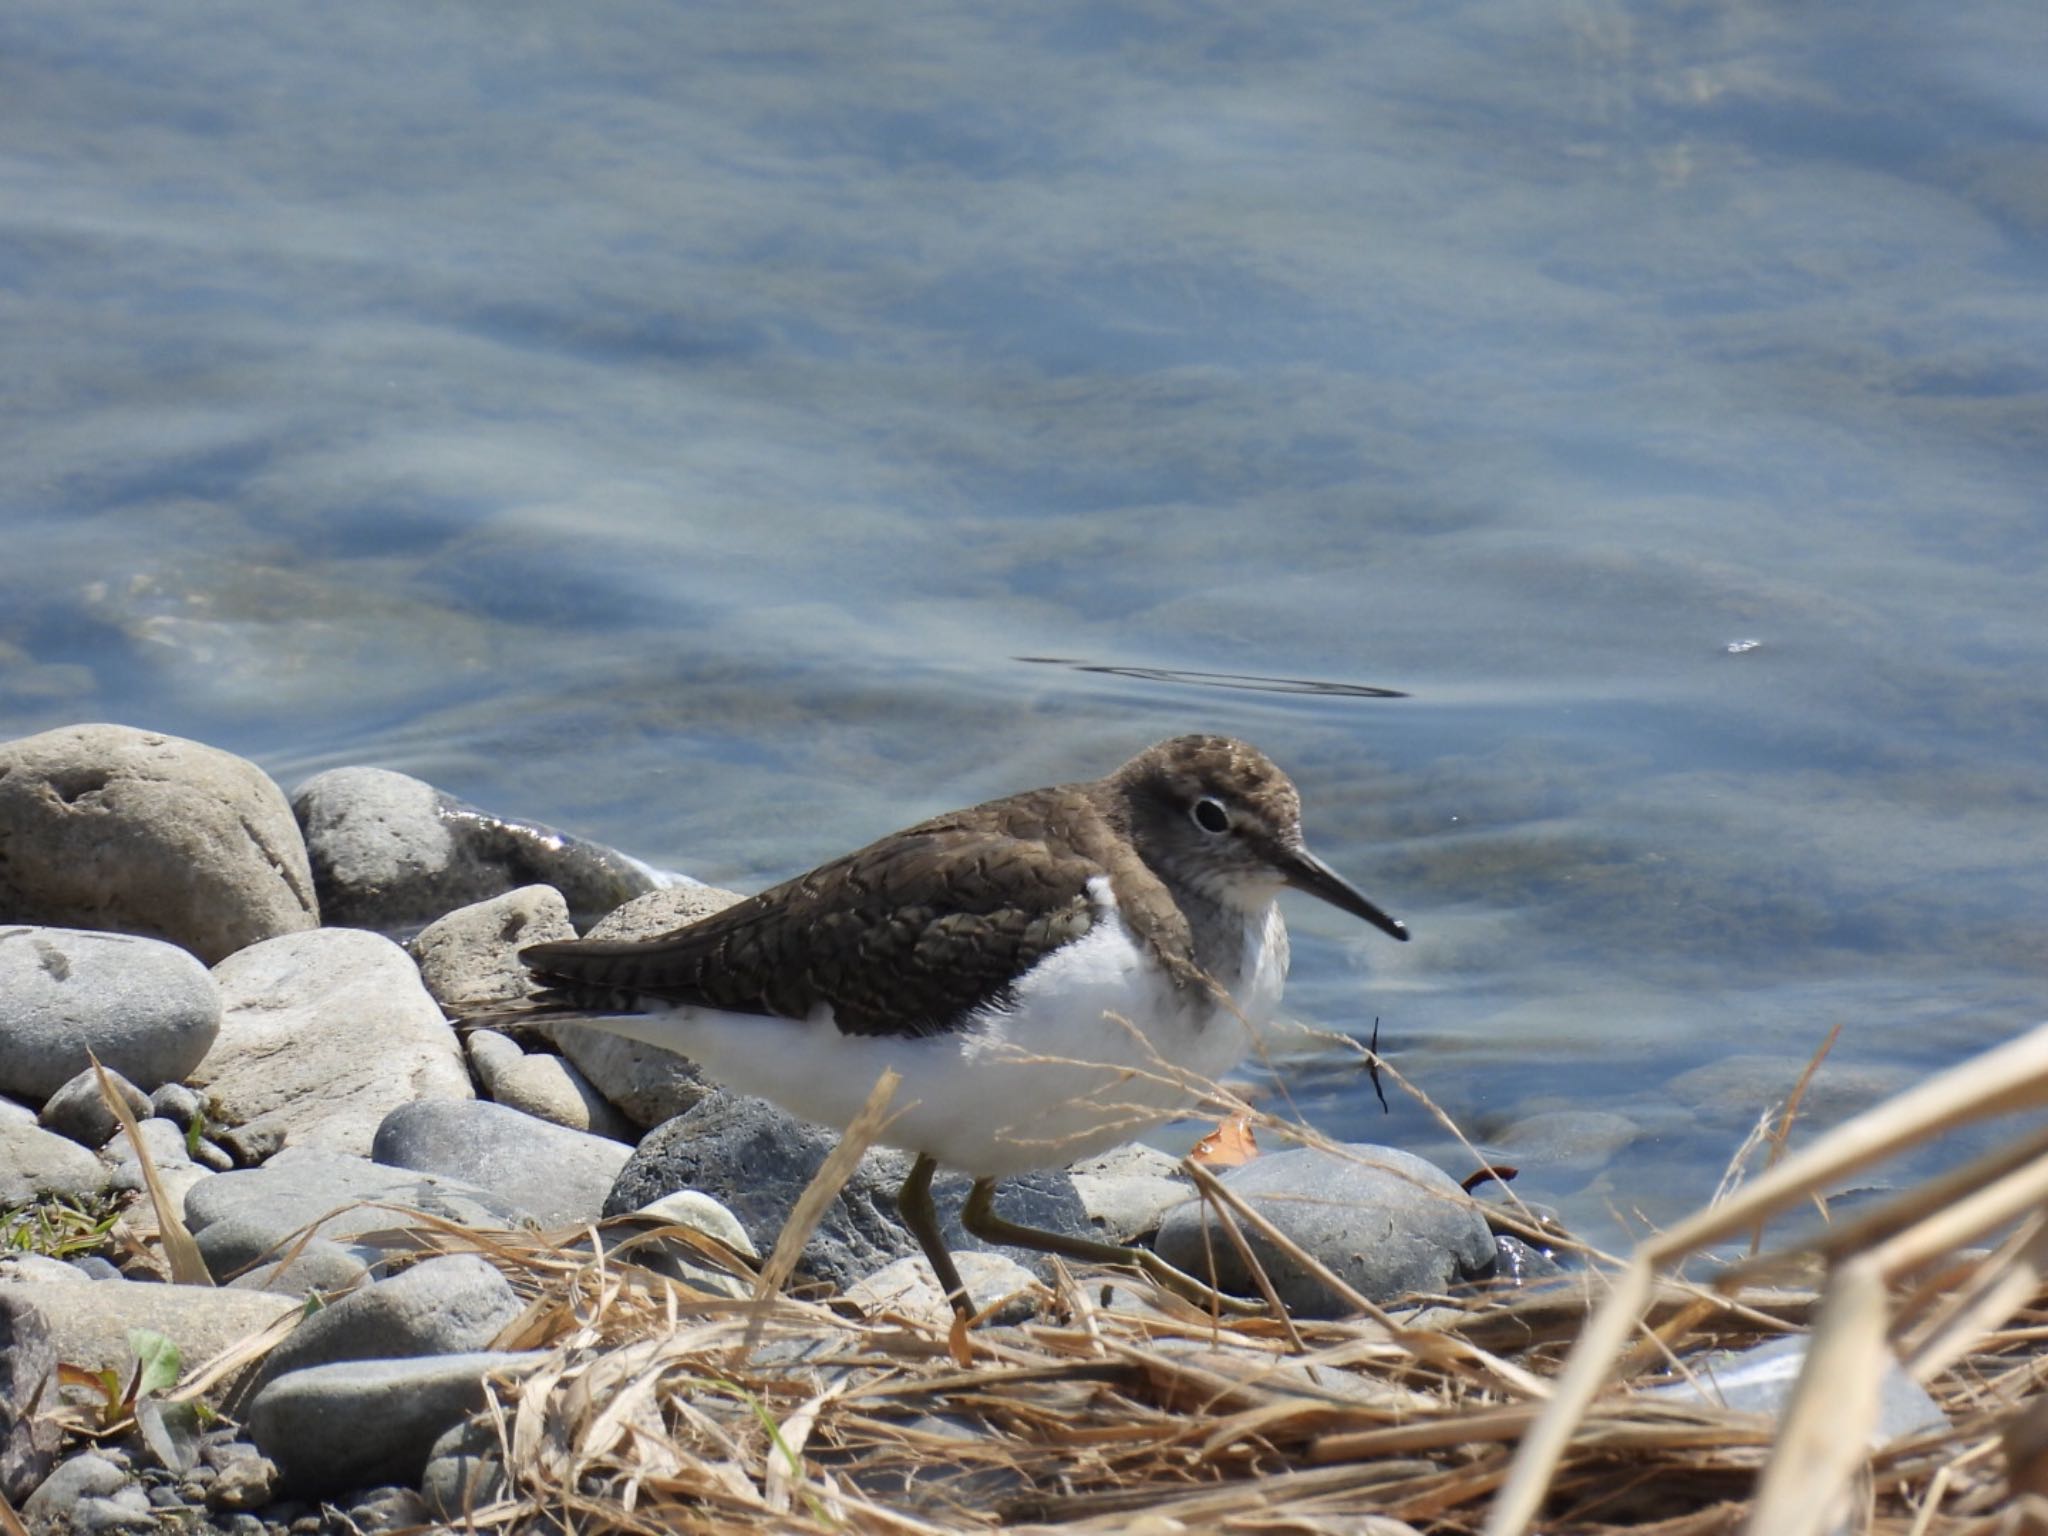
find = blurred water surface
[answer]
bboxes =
[4,1,2046,1249]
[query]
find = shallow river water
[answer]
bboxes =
[4,1,2046,1252]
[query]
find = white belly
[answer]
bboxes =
[579,898,1291,1178]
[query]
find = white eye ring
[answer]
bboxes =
[1191,797,1230,834]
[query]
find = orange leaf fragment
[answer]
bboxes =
[1190,1114,1259,1168]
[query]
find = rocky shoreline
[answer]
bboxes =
[0,722,1549,1533]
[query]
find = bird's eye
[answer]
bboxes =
[1191,797,1230,834]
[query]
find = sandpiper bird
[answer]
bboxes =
[519,735,1408,1317]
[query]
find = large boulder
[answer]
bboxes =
[0,724,317,962]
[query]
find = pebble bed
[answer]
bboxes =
[0,721,1555,1532]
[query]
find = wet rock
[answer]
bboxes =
[195,929,472,1157]
[0,724,318,962]
[1067,1143,1192,1242]
[0,1291,59,1501]
[238,1255,520,1407]
[372,1099,633,1227]
[0,1278,295,1378]
[183,1146,534,1284]
[842,1251,1039,1327]
[1152,1145,1497,1318]
[605,1089,1093,1295]
[1665,1054,1920,1131]
[410,885,574,1009]
[292,765,662,933]
[542,883,744,1127]
[1483,1109,1643,1173]
[466,1029,636,1140]
[38,1065,152,1150]
[1489,1233,1568,1286]
[0,1118,110,1206]
[245,1351,545,1497]
[0,928,221,1100]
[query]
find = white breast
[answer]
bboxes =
[570,879,1293,1180]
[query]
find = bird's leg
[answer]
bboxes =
[959,1178,1264,1316]
[896,1153,976,1320]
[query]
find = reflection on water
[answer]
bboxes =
[1016,657,1409,699]
[1,0,2046,1248]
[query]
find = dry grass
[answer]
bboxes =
[375,1018,2048,1535]
[23,1020,2048,1535]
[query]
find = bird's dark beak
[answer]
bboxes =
[1279,846,1409,942]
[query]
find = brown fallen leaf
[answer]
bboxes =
[1190,1114,1259,1168]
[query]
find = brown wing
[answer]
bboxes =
[520,811,1104,1039]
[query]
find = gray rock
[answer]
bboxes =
[108,1162,211,1209]
[1665,1054,1920,1131]
[292,765,662,933]
[244,1351,545,1497]
[0,1118,110,1206]
[410,885,575,1010]
[100,1115,191,1172]
[606,1189,758,1299]
[466,1029,636,1140]
[238,1255,520,1408]
[543,883,745,1128]
[604,1090,1093,1296]
[1489,1233,1568,1286]
[74,1489,155,1534]
[842,1251,1039,1327]
[344,1486,431,1532]
[372,1099,633,1227]
[0,1291,59,1501]
[195,929,472,1157]
[146,1082,206,1134]
[101,1116,212,1205]
[0,724,318,962]
[20,1452,131,1526]
[226,1241,372,1299]
[65,1258,122,1283]
[1152,1145,1498,1317]
[183,1146,534,1284]
[0,1278,295,1378]
[0,927,221,1099]
[1484,1109,1642,1173]
[420,1417,506,1522]
[0,1255,86,1286]
[1067,1143,1193,1242]
[1646,1333,1947,1443]
[203,1446,277,1511]
[38,1066,151,1149]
